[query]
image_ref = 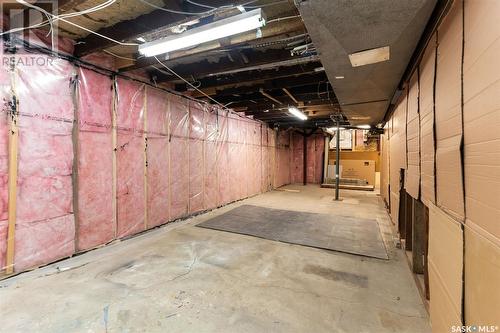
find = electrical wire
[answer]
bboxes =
[244,0,290,8]
[103,50,136,61]
[3,0,138,47]
[145,0,290,15]
[2,0,117,35]
[153,55,233,113]
[137,0,216,16]
[266,15,301,24]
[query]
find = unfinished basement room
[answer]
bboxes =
[0,0,499,332]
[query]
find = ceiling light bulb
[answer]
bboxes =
[139,9,266,57]
[288,107,308,120]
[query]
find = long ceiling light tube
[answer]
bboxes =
[139,8,266,57]
[288,107,308,120]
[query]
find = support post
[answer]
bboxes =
[323,135,329,184]
[303,133,307,185]
[334,120,340,200]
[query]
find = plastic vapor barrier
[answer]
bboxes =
[0,52,294,276]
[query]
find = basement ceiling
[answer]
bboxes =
[296,0,437,125]
[4,0,439,129]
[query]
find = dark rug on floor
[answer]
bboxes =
[197,205,388,259]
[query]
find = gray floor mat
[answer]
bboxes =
[197,205,388,259]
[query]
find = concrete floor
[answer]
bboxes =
[0,185,430,332]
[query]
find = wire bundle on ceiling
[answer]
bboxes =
[3,0,300,117]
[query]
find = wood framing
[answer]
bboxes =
[143,85,148,230]
[111,77,118,239]
[5,62,19,275]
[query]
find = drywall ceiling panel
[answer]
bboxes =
[463,0,500,239]
[405,71,420,199]
[435,0,464,221]
[464,223,500,325]
[419,33,436,207]
[428,203,463,320]
[297,0,436,125]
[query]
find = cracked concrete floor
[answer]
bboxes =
[0,185,430,332]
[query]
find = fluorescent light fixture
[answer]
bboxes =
[357,124,371,129]
[348,46,390,67]
[136,37,146,43]
[139,9,266,57]
[335,75,344,79]
[288,107,308,120]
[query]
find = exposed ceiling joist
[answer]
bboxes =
[174,61,322,91]
[212,83,334,104]
[282,88,298,103]
[74,0,246,57]
[143,49,314,81]
[259,89,283,105]
[192,72,327,97]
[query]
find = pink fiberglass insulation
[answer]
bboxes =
[247,121,261,196]
[260,126,269,192]
[237,118,248,199]
[290,133,325,184]
[15,56,75,272]
[291,133,304,183]
[306,137,316,183]
[14,214,75,272]
[249,145,262,196]
[76,68,114,250]
[116,78,145,238]
[275,131,291,187]
[169,95,189,219]
[314,135,325,184]
[226,114,238,202]
[189,101,205,214]
[217,111,230,206]
[146,87,169,228]
[0,57,10,270]
[204,109,218,210]
[268,128,277,188]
